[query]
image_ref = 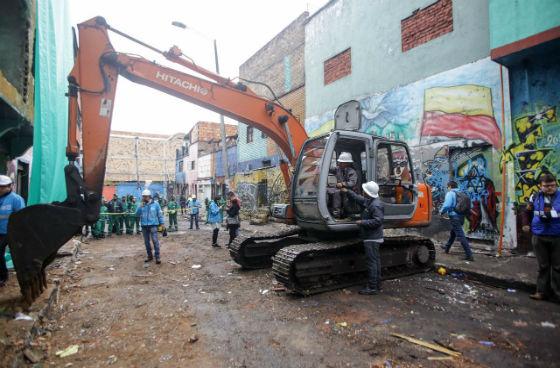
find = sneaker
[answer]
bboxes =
[212,243,221,248]
[358,287,379,295]
[155,258,161,264]
[440,245,450,254]
[529,292,546,301]
[144,256,153,263]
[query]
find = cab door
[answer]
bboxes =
[373,139,417,221]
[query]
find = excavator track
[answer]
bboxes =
[228,228,308,269]
[272,235,436,295]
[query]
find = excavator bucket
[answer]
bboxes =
[8,204,84,304]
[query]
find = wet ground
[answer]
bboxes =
[2,220,560,367]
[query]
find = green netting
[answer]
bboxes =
[28,0,73,205]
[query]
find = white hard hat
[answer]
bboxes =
[142,189,152,196]
[362,181,379,198]
[337,152,353,163]
[0,175,12,186]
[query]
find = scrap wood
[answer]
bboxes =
[427,356,454,361]
[391,333,461,357]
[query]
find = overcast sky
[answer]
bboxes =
[69,0,327,135]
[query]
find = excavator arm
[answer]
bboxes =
[9,16,308,304]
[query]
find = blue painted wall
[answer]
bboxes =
[215,146,238,177]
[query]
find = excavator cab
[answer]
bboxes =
[291,101,427,234]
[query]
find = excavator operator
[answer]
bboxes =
[328,152,359,219]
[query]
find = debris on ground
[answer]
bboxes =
[437,267,447,276]
[391,333,461,357]
[191,264,202,269]
[507,289,517,293]
[336,322,348,328]
[107,355,118,365]
[56,344,79,358]
[23,348,43,363]
[14,312,34,321]
[513,320,528,327]
[188,335,199,343]
[540,322,556,328]
[478,340,495,347]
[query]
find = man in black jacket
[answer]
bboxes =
[343,181,384,295]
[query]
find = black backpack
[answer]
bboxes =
[454,191,471,215]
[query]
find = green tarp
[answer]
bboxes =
[28,0,73,205]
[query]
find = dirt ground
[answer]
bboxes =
[2,219,560,367]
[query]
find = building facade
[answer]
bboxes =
[105,130,183,198]
[175,121,237,198]
[235,12,308,211]
[489,0,560,251]
[305,0,519,249]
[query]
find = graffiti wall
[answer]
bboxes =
[306,57,516,246]
[232,167,288,212]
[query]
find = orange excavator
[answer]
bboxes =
[8,17,435,304]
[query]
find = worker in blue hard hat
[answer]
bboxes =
[0,175,25,287]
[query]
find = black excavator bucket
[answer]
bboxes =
[8,204,84,304]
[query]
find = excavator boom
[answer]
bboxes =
[9,16,308,304]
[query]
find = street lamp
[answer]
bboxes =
[171,20,230,192]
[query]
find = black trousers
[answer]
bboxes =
[363,240,382,289]
[533,235,560,301]
[0,235,8,282]
[227,224,240,245]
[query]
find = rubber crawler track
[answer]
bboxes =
[272,235,436,295]
[228,228,306,269]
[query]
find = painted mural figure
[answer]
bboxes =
[328,152,359,219]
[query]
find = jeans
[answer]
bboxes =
[142,226,160,259]
[190,213,199,229]
[363,240,381,289]
[444,215,473,258]
[0,235,8,282]
[533,235,560,300]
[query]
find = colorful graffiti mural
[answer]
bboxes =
[232,167,288,211]
[503,106,559,204]
[305,57,515,246]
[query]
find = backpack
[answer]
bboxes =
[454,191,471,215]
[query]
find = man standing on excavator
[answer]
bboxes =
[342,181,384,295]
[136,189,165,264]
[0,175,25,287]
[328,152,358,219]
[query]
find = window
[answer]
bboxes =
[262,159,272,167]
[190,161,195,170]
[178,160,184,172]
[247,126,254,143]
[294,137,327,198]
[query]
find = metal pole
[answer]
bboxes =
[214,39,230,189]
[134,136,140,190]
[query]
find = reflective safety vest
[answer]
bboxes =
[531,191,560,236]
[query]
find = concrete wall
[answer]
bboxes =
[305,0,491,117]
[489,0,560,49]
[105,131,183,183]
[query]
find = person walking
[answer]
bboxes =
[522,172,560,302]
[180,195,187,215]
[167,196,179,232]
[440,181,474,261]
[226,191,241,247]
[342,181,384,295]
[0,175,25,287]
[188,195,201,230]
[136,189,165,264]
[208,196,223,247]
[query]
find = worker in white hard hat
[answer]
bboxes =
[135,189,165,264]
[0,175,25,287]
[341,180,384,295]
[328,151,359,219]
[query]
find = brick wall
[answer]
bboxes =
[401,0,453,52]
[323,48,352,85]
[106,131,183,182]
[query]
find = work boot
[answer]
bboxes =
[144,256,153,263]
[529,292,546,301]
[155,258,161,265]
[358,287,379,295]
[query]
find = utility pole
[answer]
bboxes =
[213,39,230,190]
[134,136,140,191]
